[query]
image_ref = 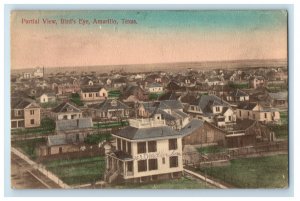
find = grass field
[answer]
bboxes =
[114,176,215,189]
[197,146,225,154]
[197,154,288,188]
[14,138,46,159]
[269,124,288,140]
[93,121,129,129]
[43,156,106,186]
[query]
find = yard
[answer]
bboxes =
[93,121,129,129]
[148,93,164,100]
[70,93,84,106]
[108,90,121,98]
[196,154,288,188]
[43,156,106,186]
[13,138,46,160]
[269,124,288,140]
[11,117,55,136]
[114,176,215,189]
[197,146,225,154]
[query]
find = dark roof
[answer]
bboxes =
[47,135,68,146]
[198,95,231,113]
[180,93,199,105]
[111,150,133,160]
[179,119,204,136]
[115,125,181,140]
[81,86,104,93]
[52,102,81,113]
[11,98,38,109]
[237,102,258,110]
[90,99,130,110]
[56,118,93,131]
[158,91,179,101]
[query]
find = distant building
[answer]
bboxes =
[51,102,82,120]
[147,83,163,93]
[236,102,280,123]
[88,99,131,120]
[105,114,183,183]
[80,86,108,103]
[249,76,266,89]
[33,67,44,78]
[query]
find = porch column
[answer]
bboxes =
[123,161,126,176]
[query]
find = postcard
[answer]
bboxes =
[10,10,288,189]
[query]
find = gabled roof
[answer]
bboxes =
[198,95,230,113]
[47,135,67,146]
[52,102,81,113]
[179,119,204,136]
[114,125,181,140]
[232,89,249,97]
[268,91,288,100]
[56,118,93,131]
[11,98,39,109]
[237,102,258,110]
[81,86,104,93]
[90,99,130,111]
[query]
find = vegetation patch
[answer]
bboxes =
[269,124,288,140]
[84,133,112,144]
[196,154,288,188]
[14,138,46,160]
[108,90,121,98]
[11,117,55,136]
[93,121,129,129]
[43,156,106,185]
[115,176,215,189]
[70,93,84,106]
[148,93,164,100]
[197,146,225,154]
[228,82,249,89]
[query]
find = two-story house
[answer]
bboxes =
[11,99,41,129]
[105,114,183,183]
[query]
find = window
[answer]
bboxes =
[228,116,232,121]
[30,119,35,125]
[127,161,133,172]
[137,142,146,154]
[117,138,121,150]
[149,159,158,170]
[215,107,220,112]
[138,160,147,172]
[89,93,93,97]
[253,114,255,119]
[265,113,267,118]
[127,142,131,154]
[122,140,127,152]
[30,110,34,115]
[162,157,165,164]
[169,156,178,168]
[59,147,63,154]
[96,92,99,97]
[18,110,22,116]
[148,141,157,152]
[248,111,250,117]
[239,110,242,117]
[76,134,79,142]
[169,139,177,150]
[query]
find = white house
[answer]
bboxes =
[147,83,163,93]
[38,93,56,103]
[236,102,281,123]
[105,114,183,183]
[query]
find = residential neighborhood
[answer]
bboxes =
[10,63,288,189]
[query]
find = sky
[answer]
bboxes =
[11,10,288,69]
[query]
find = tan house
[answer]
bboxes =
[11,99,41,129]
[236,102,281,123]
[51,102,82,120]
[105,114,183,183]
[80,86,108,103]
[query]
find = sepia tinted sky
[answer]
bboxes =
[11,10,288,69]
